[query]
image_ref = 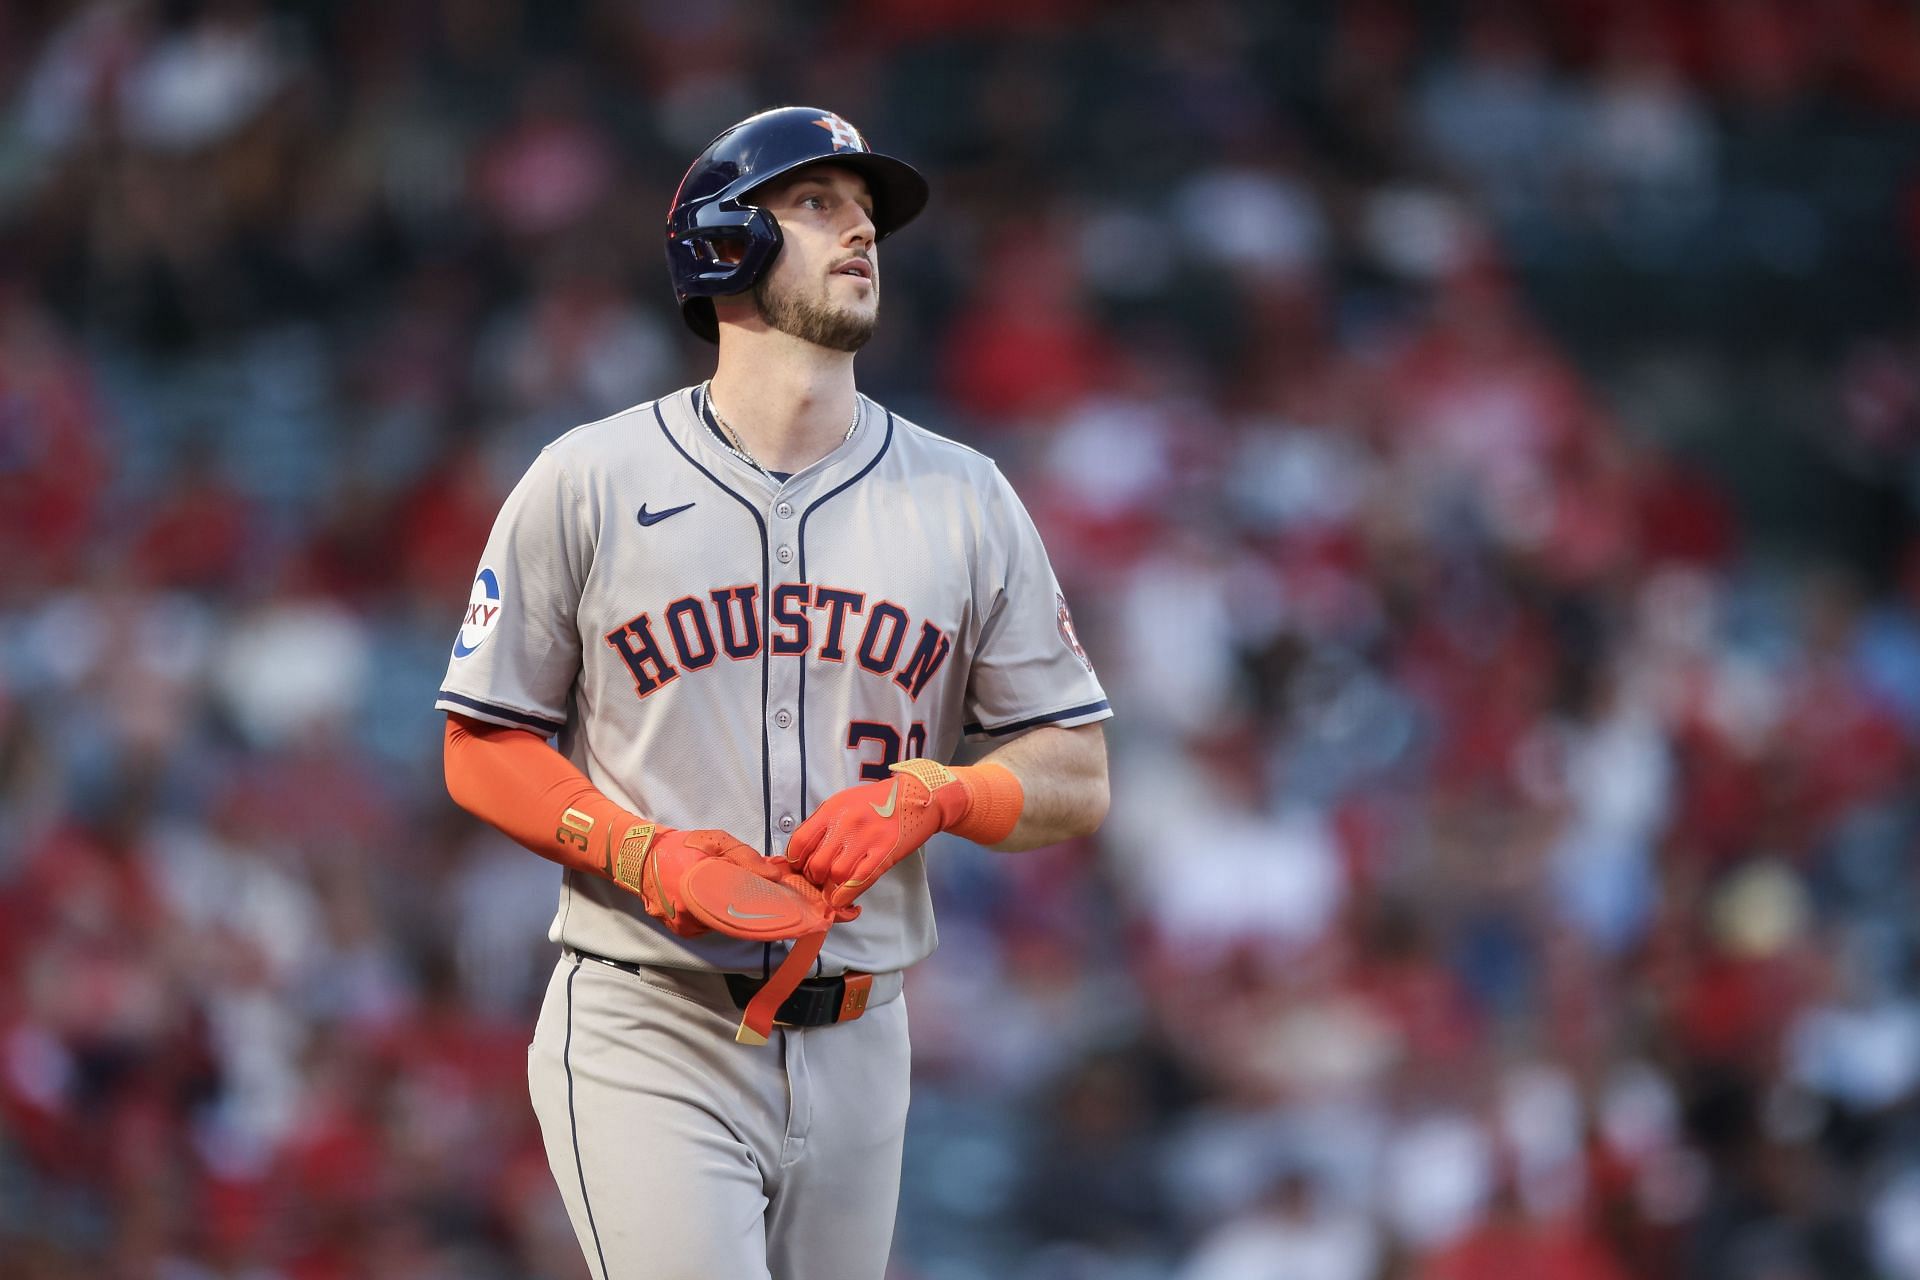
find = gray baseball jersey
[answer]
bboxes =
[435,384,1110,978]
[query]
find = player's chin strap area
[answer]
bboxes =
[736,928,831,1045]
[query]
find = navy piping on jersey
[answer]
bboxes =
[964,698,1112,738]
[794,406,896,815]
[436,689,565,736]
[562,956,612,1280]
[654,396,775,855]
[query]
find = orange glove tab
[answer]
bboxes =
[785,759,1025,907]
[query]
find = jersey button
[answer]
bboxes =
[779,814,796,832]
[775,501,794,519]
[776,544,794,564]
[774,708,792,729]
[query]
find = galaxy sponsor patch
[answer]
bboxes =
[453,567,502,658]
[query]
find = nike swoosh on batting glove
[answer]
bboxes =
[784,759,1023,908]
[615,825,858,942]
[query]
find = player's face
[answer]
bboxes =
[751,166,880,353]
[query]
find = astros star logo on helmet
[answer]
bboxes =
[812,114,866,152]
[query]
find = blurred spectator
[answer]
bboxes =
[0,288,111,598]
[1178,1167,1379,1280]
[1413,1176,1630,1280]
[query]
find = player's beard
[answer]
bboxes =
[753,269,877,353]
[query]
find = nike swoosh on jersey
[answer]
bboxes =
[726,905,780,920]
[871,781,899,819]
[637,501,696,526]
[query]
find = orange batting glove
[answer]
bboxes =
[614,824,858,942]
[785,759,1025,907]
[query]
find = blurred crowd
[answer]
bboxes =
[2,1,1919,1277]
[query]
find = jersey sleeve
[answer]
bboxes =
[434,447,592,735]
[962,468,1112,741]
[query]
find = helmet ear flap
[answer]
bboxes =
[672,209,784,342]
[668,205,783,290]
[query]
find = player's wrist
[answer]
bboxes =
[889,758,1024,845]
[550,795,651,887]
[610,820,662,900]
[949,762,1024,844]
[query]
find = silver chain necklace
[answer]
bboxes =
[703,381,858,482]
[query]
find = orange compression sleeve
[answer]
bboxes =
[948,762,1024,846]
[443,714,644,883]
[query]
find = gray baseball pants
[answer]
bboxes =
[528,952,911,1279]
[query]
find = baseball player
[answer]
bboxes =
[438,106,1111,1280]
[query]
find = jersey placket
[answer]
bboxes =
[766,484,805,855]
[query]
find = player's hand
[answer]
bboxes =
[626,826,859,942]
[785,760,975,908]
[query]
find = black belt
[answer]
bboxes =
[575,950,875,1028]
[722,970,874,1027]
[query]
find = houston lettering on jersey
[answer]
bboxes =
[603,583,952,701]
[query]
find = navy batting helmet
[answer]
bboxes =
[665,106,929,343]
